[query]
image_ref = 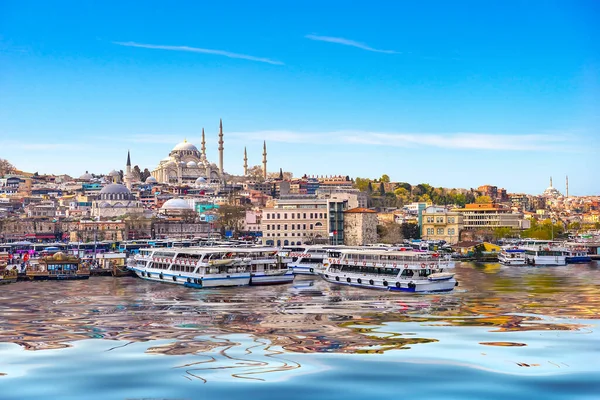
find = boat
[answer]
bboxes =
[279,245,330,275]
[128,247,293,288]
[320,249,457,293]
[498,248,527,266]
[25,252,90,280]
[0,262,17,284]
[93,253,133,277]
[523,245,568,266]
[565,248,592,264]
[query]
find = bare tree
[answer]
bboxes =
[0,159,16,176]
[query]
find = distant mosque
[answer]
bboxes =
[151,120,268,185]
[543,176,563,198]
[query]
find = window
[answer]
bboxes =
[448,217,455,223]
[277,213,280,219]
[277,224,281,230]
[448,228,455,235]
[266,214,270,219]
[310,213,313,218]
[284,213,288,219]
[319,213,323,218]
[284,224,288,230]
[436,217,444,223]
[310,224,313,229]
[426,216,433,223]
[297,213,300,219]
[303,213,306,218]
[426,228,434,235]
[291,213,295,219]
[303,224,307,229]
[437,228,444,235]
[266,224,270,230]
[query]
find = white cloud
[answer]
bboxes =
[305,34,398,54]
[113,41,284,65]
[228,130,576,152]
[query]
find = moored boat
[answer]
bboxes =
[280,245,329,275]
[498,249,527,266]
[129,247,293,288]
[25,252,90,280]
[565,249,592,264]
[0,262,18,284]
[320,249,457,293]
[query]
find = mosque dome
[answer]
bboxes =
[145,176,157,184]
[187,161,197,168]
[172,140,198,152]
[161,198,192,211]
[79,171,93,181]
[108,170,120,177]
[99,183,133,201]
[195,177,207,186]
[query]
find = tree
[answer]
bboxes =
[377,223,403,244]
[247,165,264,180]
[400,222,420,240]
[380,174,390,183]
[0,158,16,176]
[354,177,371,192]
[367,182,373,195]
[216,205,247,236]
[493,227,513,240]
[141,168,152,182]
[132,165,142,181]
[475,195,493,204]
[379,182,385,196]
[473,244,485,260]
[394,187,411,206]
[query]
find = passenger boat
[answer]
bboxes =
[0,262,18,284]
[128,247,293,288]
[565,249,592,264]
[320,249,457,293]
[94,253,133,277]
[25,252,90,280]
[498,249,527,266]
[523,246,568,266]
[279,245,329,275]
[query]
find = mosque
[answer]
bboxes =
[151,120,268,185]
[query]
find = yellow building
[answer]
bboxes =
[421,206,463,244]
[452,241,501,256]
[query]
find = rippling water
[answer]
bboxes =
[1,262,599,399]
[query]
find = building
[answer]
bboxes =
[421,206,463,244]
[260,196,348,246]
[91,184,146,218]
[343,207,377,246]
[458,203,522,230]
[69,221,126,242]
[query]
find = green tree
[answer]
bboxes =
[473,244,485,260]
[380,174,390,183]
[132,165,142,181]
[493,227,513,240]
[379,182,385,196]
[367,182,373,194]
[141,168,152,181]
[400,222,420,240]
[354,177,371,192]
[475,195,493,204]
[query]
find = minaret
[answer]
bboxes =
[201,128,207,160]
[218,119,224,179]
[243,147,248,176]
[566,176,569,197]
[125,150,132,190]
[262,141,267,181]
[550,176,553,187]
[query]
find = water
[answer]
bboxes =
[1,262,599,399]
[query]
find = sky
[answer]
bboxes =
[0,0,598,195]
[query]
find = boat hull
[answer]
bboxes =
[290,265,320,275]
[250,271,295,285]
[566,256,592,264]
[320,273,457,293]
[130,267,251,288]
[25,274,90,281]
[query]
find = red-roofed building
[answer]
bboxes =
[344,207,377,246]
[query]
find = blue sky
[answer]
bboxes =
[1,0,598,195]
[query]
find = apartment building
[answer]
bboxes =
[421,206,463,244]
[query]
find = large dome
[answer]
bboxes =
[100,183,131,195]
[186,161,197,168]
[145,176,157,184]
[108,170,120,177]
[172,141,198,152]
[161,198,192,210]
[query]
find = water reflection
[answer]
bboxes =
[0,262,599,382]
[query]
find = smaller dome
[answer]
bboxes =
[161,198,192,210]
[186,161,197,168]
[79,171,93,180]
[172,140,198,152]
[179,161,187,166]
[145,176,157,184]
[195,177,207,185]
[108,170,120,177]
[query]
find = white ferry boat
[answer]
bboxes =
[320,249,457,293]
[520,241,568,266]
[498,248,527,266]
[279,245,330,275]
[128,247,293,288]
